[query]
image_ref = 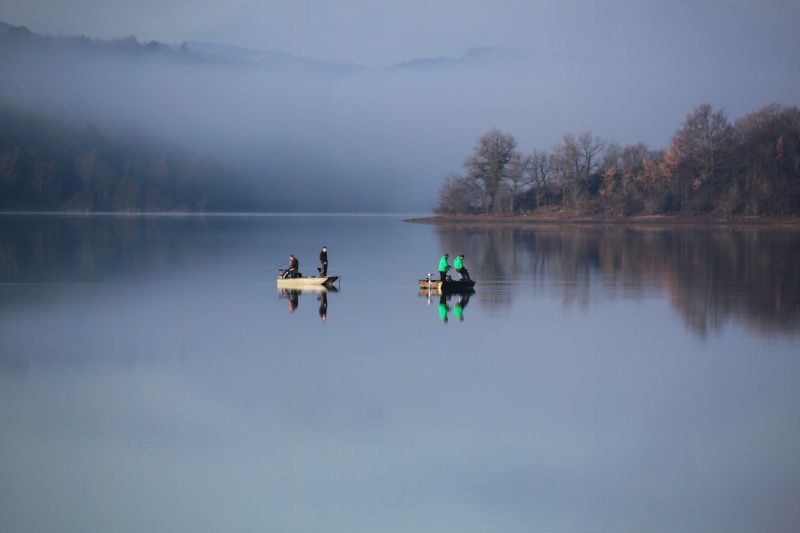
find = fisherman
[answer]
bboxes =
[454,254,471,281]
[281,254,299,278]
[319,246,328,276]
[438,253,452,282]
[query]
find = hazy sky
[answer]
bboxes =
[3,0,800,67]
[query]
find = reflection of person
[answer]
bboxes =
[319,246,328,276]
[454,254,471,281]
[438,294,451,323]
[318,291,328,322]
[288,290,299,313]
[281,254,299,278]
[454,291,471,321]
[438,253,452,282]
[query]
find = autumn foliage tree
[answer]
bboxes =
[437,103,800,217]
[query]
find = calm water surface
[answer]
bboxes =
[1,214,799,533]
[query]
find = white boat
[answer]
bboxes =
[276,275,339,288]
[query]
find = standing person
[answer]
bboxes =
[319,246,328,276]
[282,254,299,278]
[454,254,471,281]
[438,253,452,282]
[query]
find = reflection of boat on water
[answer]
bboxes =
[277,275,339,288]
[419,286,473,323]
[418,287,475,298]
[278,285,338,297]
[418,277,476,293]
[278,285,338,317]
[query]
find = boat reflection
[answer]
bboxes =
[419,286,474,324]
[278,286,338,320]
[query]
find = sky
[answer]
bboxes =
[2,1,800,211]
[4,0,799,68]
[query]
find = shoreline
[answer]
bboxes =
[404,213,800,228]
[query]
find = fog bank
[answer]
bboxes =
[2,34,798,212]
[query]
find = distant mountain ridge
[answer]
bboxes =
[176,41,366,72]
[0,20,530,71]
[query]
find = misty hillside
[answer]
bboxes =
[0,22,541,213]
[1,20,797,214]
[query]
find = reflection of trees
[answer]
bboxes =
[0,215,212,287]
[436,224,800,338]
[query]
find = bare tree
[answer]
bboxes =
[552,131,604,211]
[504,151,533,213]
[530,149,553,208]
[464,128,518,214]
[435,173,482,215]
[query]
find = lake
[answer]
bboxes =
[1,214,799,533]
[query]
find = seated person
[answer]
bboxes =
[281,254,299,278]
[454,254,470,281]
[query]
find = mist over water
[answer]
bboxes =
[3,25,798,213]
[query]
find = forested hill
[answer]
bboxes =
[0,100,263,212]
[0,24,265,213]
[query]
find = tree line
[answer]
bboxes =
[0,23,206,63]
[0,101,258,212]
[436,103,800,217]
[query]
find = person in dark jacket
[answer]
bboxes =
[282,254,299,278]
[319,246,328,276]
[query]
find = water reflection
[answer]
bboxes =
[419,287,474,324]
[0,214,224,284]
[434,224,800,338]
[2,215,799,533]
[278,286,337,320]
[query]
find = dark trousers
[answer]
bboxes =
[439,270,447,282]
[456,268,470,280]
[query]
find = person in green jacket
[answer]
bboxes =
[454,254,471,281]
[438,253,452,282]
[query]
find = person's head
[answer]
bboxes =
[460,255,465,259]
[322,246,327,252]
[444,253,449,258]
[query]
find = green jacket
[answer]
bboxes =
[438,255,451,272]
[454,256,463,269]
